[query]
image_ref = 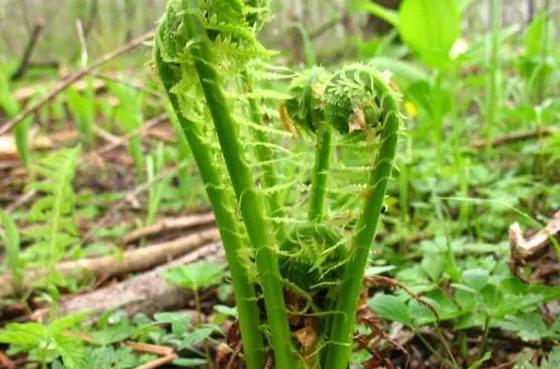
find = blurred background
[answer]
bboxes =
[0,0,555,65]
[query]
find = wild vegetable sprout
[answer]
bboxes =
[154,1,401,368]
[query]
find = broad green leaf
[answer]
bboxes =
[462,269,490,291]
[154,312,191,336]
[49,311,90,335]
[0,322,46,346]
[398,0,460,68]
[161,261,225,291]
[368,293,412,326]
[525,12,555,58]
[179,325,216,349]
[54,335,85,369]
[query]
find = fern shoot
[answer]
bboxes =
[322,65,401,369]
[155,1,300,368]
[155,41,266,369]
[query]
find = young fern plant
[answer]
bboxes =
[155,2,401,369]
[155,1,300,368]
[321,65,401,369]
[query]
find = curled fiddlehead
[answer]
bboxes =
[322,64,401,369]
[279,223,344,292]
[283,67,334,223]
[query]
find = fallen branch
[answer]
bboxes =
[471,127,557,149]
[0,227,220,298]
[0,31,154,136]
[123,212,215,244]
[509,210,560,259]
[36,242,223,319]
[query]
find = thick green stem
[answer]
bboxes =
[241,70,287,242]
[324,78,400,369]
[155,45,265,369]
[308,123,332,222]
[181,4,299,368]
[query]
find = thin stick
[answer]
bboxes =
[125,342,174,356]
[91,71,164,98]
[471,127,557,148]
[84,113,167,162]
[11,19,45,81]
[123,212,215,244]
[134,354,178,369]
[0,31,154,136]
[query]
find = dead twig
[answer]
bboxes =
[134,354,178,369]
[91,71,165,98]
[11,19,45,81]
[84,113,167,163]
[125,342,174,357]
[0,31,154,136]
[509,210,560,259]
[124,212,215,244]
[470,127,557,149]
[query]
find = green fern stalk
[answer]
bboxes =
[155,45,265,369]
[241,70,287,241]
[179,5,298,367]
[284,67,332,223]
[308,123,332,222]
[323,66,401,369]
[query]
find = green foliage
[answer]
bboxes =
[514,348,560,369]
[0,211,24,288]
[81,346,140,369]
[110,83,146,180]
[24,147,81,281]
[284,66,328,133]
[66,81,96,147]
[161,261,225,291]
[398,0,460,68]
[0,65,32,169]
[353,0,461,68]
[520,10,557,102]
[0,312,88,369]
[279,223,344,291]
[146,143,166,224]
